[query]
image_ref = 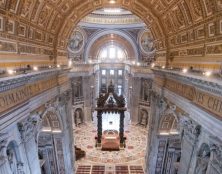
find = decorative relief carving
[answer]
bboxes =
[209,136,222,173]
[0,40,17,52]
[0,16,3,32]
[17,115,41,142]
[155,139,167,174]
[195,143,211,174]
[31,0,41,22]
[190,0,203,21]
[220,20,222,34]
[9,0,20,13]
[81,15,143,25]
[173,6,185,29]
[0,133,8,165]
[206,44,222,55]
[0,0,6,8]
[68,29,84,54]
[196,27,205,39]
[21,0,33,18]
[139,30,155,54]
[38,5,52,27]
[17,24,26,37]
[163,15,174,33]
[204,0,215,16]
[187,47,204,56]
[180,117,201,144]
[6,20,15,34]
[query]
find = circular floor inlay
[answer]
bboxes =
[75,123,148,165]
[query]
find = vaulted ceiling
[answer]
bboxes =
[0,0,222,70]
[2,0,220,49]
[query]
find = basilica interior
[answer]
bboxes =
[0,0,222,174]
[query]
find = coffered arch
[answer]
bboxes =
[1,0,222,70]
[55,0,167,50]
[84,29,140,61]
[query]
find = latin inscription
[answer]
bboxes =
[165,79,222,118]
[0,78,58,114]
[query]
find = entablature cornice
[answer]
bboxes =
[153,69,222,120]
[0,69,70,116]
[0,69,60,93]
[153,69,222,96]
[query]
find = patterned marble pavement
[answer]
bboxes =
[76,164,145,174]
[74,123,148,166]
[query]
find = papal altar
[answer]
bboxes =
[94,82,128,150]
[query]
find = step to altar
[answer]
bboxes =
[76,165,145,174]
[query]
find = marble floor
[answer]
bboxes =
[76,164,145,174]
[74,122,148,168]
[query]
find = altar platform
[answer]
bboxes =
[75,123,148,165]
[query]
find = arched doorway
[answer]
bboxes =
[37,111,65,174]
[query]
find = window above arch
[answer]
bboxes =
[98,44,127,62]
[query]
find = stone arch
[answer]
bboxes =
[37,107,66,174]
[40,107,64,133]
[84,29,140,61]
[159,106,179,135]
[74,108,84,126]
[57,1,166,49]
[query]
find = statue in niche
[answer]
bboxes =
[7,148,18,174]
[195,146,210,174]
[74,109,83,126]
[140,79,152,102]
[139,110,148,126]
[144,80,151,101]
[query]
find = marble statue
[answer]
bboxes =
[75,109,83,126]
[195,150,210,174]
[140,110,148,126]
[7,148,18,174]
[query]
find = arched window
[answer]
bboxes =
[159,114,179,135]
[98,44,127,62]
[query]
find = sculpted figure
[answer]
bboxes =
[195,150,210,174]
[7,149,17,174]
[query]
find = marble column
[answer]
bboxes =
[146,93,164,174]
[131,77,140,122]
[97,111,102,147]
[58,91,75,174]
[119,111,125,148]
[17,117,41,174]
[83,76,94,122]
[178,118,201,174]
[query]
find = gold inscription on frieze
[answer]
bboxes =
[165,79,222,118]
[0,78,58,114]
